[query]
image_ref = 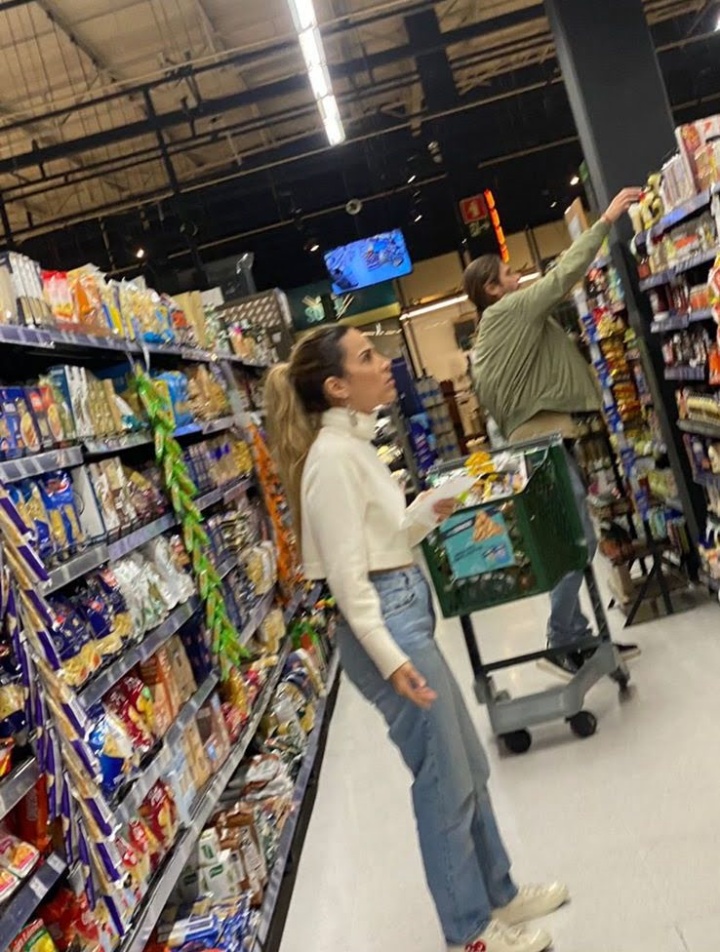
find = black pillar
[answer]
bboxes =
[405,9,499,261]
[545,0,705,547]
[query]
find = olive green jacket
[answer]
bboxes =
[470,219,609,440]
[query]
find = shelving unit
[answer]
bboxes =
[0,291,333,952]
[629,144,720,589]
[0,854,67,952]
[251,653,341,952]
[575,256,689,623]
[117,642,293,952]
[0,758,39,821]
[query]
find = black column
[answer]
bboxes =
[404,9,500,261]
[545,0,705,547]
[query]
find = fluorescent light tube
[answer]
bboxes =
[287,0,345,147]
[287,0,316,31]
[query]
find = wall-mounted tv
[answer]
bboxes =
[324,229,413,295]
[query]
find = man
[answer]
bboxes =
[465,188,642,678]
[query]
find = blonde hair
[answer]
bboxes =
[264,324,350,540]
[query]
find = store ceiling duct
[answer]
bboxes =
[287,0,346,146]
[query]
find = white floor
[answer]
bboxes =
[279,580,720,952]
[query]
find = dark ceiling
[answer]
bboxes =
[1,0,719,294]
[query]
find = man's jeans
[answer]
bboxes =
[547,449,598,650]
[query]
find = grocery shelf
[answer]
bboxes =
[107,513,177,561]
[694,472,720,490]
[119,644,291,952]
[83,417,235,457]
[83,433,153,457]
[677,419,720,439]
[216,555,235,580]
[0,323,274,369]
[639,271,672,291]
[201,415,237,435]
[663,365,707,382]
[251,653,340,951]
[0,853,67,952]
[46,543,110,593]
[283,590,304,626]
[636,188,714,245]
[0,758,39,821]
[0,447,84,482]
[79,597,201,709]
[240,591,276,647]
[118,671,220,824]
[650,309,714,333]
[639,248,719,291]
[223,476,253,502]
[86,480,250,567]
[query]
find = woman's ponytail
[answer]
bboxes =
[264,363,321,540]
[264,324,349,544]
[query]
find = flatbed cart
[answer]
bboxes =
[422,435,631,755]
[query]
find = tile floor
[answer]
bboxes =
[279,578,720,952]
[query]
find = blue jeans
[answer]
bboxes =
[336,566,516,946]
[547,449,598,650]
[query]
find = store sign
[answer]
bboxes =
[286,280,399,332]
[459,195,489,224]
[459,192,508,259]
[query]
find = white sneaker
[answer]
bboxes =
[494,883,569,926]
[448,919,552,952]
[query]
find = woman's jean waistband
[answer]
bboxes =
[368,565,424,588]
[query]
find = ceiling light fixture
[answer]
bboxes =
[135,248,146,259]
[309,242,320,252]
[716,11,720,30]
[570,174,580,186]
[414,213,423,223]
[408,173,417,184]
[287,0,346,146]
[550,200,558,209]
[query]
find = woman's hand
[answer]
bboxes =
[390,661,437,709]
[602,188,643,224]
[432,497,458,522]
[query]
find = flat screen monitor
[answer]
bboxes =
[324,229,412,294]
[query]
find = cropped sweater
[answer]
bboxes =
[301,407,437,679]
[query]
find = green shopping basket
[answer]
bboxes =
[422,436,588,617]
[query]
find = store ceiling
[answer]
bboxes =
[0,0,718,291]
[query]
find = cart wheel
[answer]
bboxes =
[568,711,597,739]
[501,729,532,754]
[494,690,511,703]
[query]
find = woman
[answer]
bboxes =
[265,325,568,952]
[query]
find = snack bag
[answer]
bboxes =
[8,920,57,952]
[104,683,154,756]
[139,781,179,854]
[87,708,136,796]
[46,597,100,687]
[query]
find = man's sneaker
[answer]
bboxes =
[536,651,583,682]
[614,642,641,662]
[539,641,642,681]
[494,883,569,926]
[448,920,552,952]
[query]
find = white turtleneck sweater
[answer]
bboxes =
[301,407,437,679]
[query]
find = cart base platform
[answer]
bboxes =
[459,567,631,754]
